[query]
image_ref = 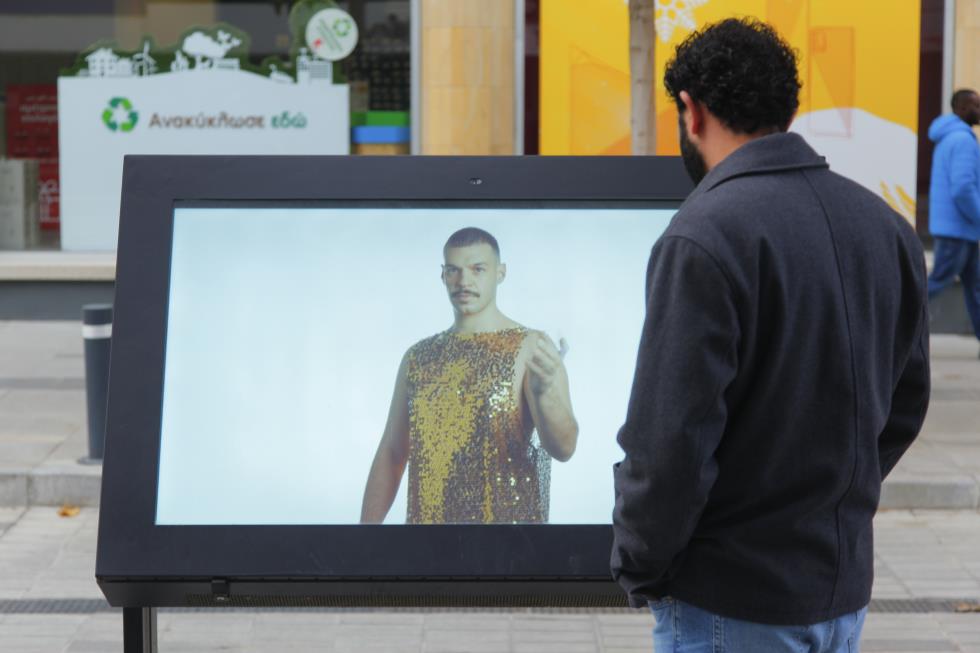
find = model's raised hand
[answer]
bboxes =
[526,335,566,396]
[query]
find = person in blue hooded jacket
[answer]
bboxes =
[927,88,980,349]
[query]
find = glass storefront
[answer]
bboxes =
[0,0,970,253]
[0,0,410,251]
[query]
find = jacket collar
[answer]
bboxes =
[695,131,829,195]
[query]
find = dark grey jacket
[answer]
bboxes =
[611,132,930,625]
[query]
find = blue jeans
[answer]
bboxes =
[649,597,867,653]
[928,236,980,339]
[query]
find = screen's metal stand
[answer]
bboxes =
[123,607,158,653]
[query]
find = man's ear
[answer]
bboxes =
[679,90,704,137]
[498,262,506,284]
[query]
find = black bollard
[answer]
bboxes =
[80,303,113,465]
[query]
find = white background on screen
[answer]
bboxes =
[156,207,675,524]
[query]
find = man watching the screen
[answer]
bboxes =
[360,227,578,524]
[612,18,929,651]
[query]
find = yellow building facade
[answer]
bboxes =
[539,0,924,223]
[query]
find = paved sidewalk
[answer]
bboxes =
[1,321,978,509]
[1,506,979,652]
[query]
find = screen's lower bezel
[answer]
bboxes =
[97,155,691,606]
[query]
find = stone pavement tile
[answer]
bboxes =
[0,506,25,536]
[0,616,85,652]
[159,611,255,633]
[925,431,980,446]
[422,639,509,652]
[874,511,980,597]
[250,630,337,645]
[160,640,249,653]
[0,389,86,418]
[337,644,413,653]
[880,477,979,510]
[873,583,913,599]
[0,636,76,652]
[0,348,79,370]
[0,318,65,342]
[337,611,424,625]
[0,612,88,637]
[861,614,947,637]
[330,623,423,639]
[0,505,97,600]
[423,624,510,652]
[71,612,119,638]
[594,613,650,625]
[45,427,90,462]
[920,400,980,438]
[251,611,341,627]
[893,441,962,473]
[860,642,957,651]
[930,335,980,359]
[513,627,596,643]
[934,614,980,642]
[425,622,510,640]
[597,613,653,652]
[513,643,596,653]
[336,636,423,652]
[0,414,80,443]
[934,446,980,475]
[0,439,62,468]
[157,612,256,651]
[602,634,655,650]
[66,641,123,653]
[0,356,84,382]
[246,644,333,652]
[424,614,511,630]
[904,586,980,600]
[512,615,594,631]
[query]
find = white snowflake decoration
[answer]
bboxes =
[655,0,710,43]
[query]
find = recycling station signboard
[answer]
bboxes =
[57,18,352,251]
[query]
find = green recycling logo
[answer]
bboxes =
[306,8,359,61]
[101,96,139,132]
[333,17,353,37]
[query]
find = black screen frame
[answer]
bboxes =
[96,155,692,607]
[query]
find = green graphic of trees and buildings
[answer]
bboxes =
[61,1,349,84]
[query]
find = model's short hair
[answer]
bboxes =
[952,88,979,111]
[663,17,801,134]
[444,227,500,257]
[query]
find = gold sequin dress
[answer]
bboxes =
[405,327,551,524]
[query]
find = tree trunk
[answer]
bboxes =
[629,0,656,155]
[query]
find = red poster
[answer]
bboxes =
[5,84,59,229]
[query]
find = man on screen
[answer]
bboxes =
[360,227,578,524]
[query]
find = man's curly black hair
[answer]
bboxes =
[663,17,802,134]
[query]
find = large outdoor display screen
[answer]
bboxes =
[155,204,676,526]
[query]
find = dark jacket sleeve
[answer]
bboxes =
[878,303,931,479]
[611,235,740,606]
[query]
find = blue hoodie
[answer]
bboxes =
[928,114,980,241]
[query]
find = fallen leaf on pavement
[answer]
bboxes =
[58,505,81,518]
